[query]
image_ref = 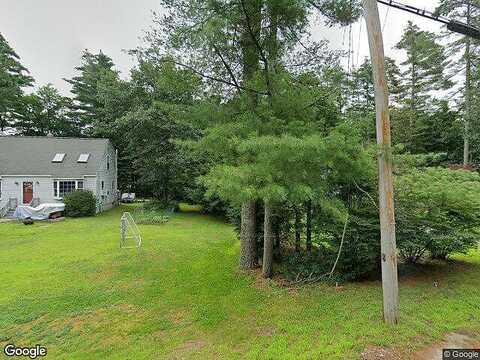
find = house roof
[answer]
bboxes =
[0,136,111,178]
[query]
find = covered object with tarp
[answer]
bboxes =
[14,203,65,220]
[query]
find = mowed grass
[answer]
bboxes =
[1,206,479,359]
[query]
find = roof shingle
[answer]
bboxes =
[0,136,110,178]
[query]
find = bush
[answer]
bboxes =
[331,204,381,281]
[395,167,480,262]
[312,167,480,280]
[64,190,96,217]
[308,197,381,282]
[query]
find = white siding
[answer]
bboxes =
[83,176,97,195]
[95,143,118,211]
[0,176,57,208]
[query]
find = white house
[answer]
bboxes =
[0,136,118,216]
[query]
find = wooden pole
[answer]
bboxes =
[464,3,472,166]
[363,0,399,324]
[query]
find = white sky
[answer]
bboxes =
[0,0,443,96]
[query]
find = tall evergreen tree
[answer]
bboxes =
[395,21,452,113]
[437,0,480,165]
[15,94,43,135]
[0,33,34,133]
[64,50,117,130]
[349,57,401,113]
[16,84,79,136]
[143,0,365,276]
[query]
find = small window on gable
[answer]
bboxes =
[52,153,66,163]
[77,154,90,163]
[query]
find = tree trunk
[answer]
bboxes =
[294,207,301,252]
[239,200,257,269]
[262,201,274,278]
[240,0,261,83]
[238,2,260,269]
[306,201,312,253]
[273,218,282,261]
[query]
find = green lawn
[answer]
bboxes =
[1,206,479,359]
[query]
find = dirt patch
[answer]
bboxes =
[249,269,301,295]
[178,340,206,351]
[361,332,480,360]
[57,308,109,333]
[413,332,480,360]
[170,309,191,326]
[362,346,402,360]
[172,339,207,358]
[256,326,276,337]
[46,303,144,334]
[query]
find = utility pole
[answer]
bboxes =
[363,0,399,325]
[464,2,472,166]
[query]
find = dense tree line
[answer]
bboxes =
[1,0,479,281]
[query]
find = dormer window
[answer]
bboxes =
[52,153,65,163]
[77,153,90,163]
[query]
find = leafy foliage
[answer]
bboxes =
[396,22,452,112]
[65,50,118,129]
[64,190,97,218]
[0,33,34,133]
[395,167,480,262]
[16,84,79,136]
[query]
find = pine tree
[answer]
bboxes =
[16,84,79,136]
[349,57,401,113]
[396,22,452,113]
[437,0,480,164]
[0,33,34,133]
[145,0,364,276]
[64,50,117,130]
[16,94,43,135]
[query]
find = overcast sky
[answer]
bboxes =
[0,0,442,96]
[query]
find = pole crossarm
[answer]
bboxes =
[377,0,480,39]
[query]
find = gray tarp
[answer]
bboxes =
[14,203,65,220]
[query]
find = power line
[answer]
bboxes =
[356,19,363,67]
[382,5,390,32]
[377,0,480,39]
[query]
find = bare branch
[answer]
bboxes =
[159,58,268,95]
[211,43,242,94]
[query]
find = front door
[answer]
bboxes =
[23,182,33,204]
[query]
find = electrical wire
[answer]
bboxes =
[356,18,363,67]
[382,5,390,32]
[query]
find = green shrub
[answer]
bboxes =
[314,167,480,280]
[64,190,96,217]
[331,204,381,281]
[395,167,480,262]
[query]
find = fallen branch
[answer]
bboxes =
[286,213,350,286]
[328,213,349,278]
